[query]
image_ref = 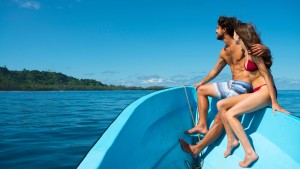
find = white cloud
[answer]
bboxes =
[97,69,300,90]
[102,72,233,88]
[136,75,169,86]
[274,77,300,90]
[126,74,189,87]
[141,78,164,84]
[13,0,41,9]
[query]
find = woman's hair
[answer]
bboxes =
[234,22,272,69]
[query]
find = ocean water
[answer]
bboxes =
[0,90,154,169]
[0,90,299,169]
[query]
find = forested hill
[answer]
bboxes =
[0,67,165,91]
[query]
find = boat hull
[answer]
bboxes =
[78,86,300,169]
[78,86,198,168]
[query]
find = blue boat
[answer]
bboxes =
[77,86,300,169]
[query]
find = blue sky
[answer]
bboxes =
[1,0,300,89]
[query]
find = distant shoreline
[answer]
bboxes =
[0,89,165,92]
[0,88,167,92]
[0,66,166,91]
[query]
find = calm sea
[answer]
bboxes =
[0,90,299,169]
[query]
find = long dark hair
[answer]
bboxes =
[235,22,272,69]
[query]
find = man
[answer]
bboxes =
[180,16,269,157]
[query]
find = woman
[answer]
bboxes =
[217,22,290,168]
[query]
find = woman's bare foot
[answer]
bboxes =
[224,139,239,158]
[179,139,201,158]
[185,125,208,135]
[239,152,259,168]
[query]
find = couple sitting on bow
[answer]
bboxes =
[179,16,290,168]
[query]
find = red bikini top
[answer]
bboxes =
[245,59,258,72]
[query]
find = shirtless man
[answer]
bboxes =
[180,16,269,157]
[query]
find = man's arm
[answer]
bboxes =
[249,44,270,57]
[195,52,227,87]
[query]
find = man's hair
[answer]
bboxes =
[218,16,237,38]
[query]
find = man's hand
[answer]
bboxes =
[194,82,204,90]
[249,44,267,57]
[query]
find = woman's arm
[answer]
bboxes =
[252,56,277,103]
[251,55,291,114]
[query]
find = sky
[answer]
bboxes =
[1,0,300,89]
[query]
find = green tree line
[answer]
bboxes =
[0,66,165,91]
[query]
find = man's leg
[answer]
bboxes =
[180,80,253,157]
[186,83,218,134]
[180,113,223,157]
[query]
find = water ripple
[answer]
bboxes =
[0,90,153,169]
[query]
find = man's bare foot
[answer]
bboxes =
[179,139,201,158]
[239,152,259,168]
[224,140,239,158]
[185,125,208,135]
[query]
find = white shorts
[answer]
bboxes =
[212,80,253,99]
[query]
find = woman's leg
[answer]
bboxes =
[226,88,270,167]
[217,94,250,157]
